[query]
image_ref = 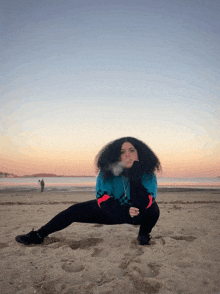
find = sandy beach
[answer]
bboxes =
[0,188,219,294]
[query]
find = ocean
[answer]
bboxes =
[0,176,220,191]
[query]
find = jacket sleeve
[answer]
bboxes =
[130,174,157,212]
[95,172,130,218]
[142,173,157,201]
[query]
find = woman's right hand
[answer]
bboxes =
[129,207,140,217]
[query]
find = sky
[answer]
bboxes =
[1,0,220,177]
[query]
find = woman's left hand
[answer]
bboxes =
[129,207,140,217]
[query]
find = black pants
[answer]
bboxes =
[38,200,160,238]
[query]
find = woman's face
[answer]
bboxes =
[120,142,139,168]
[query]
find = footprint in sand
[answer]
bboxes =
[130,275,161,293]
[121,261,161,279]
[0,243,8,249]
[68,237,104,250]
[154,235,166,245]
[41,236,104,250]
[91,247,108,257]
[119,254,162,291]
[62,262,85,273]
[148,262,161,276]
[171,235,197,242]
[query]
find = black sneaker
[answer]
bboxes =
[137,234,151,246]
[15,229,44,245]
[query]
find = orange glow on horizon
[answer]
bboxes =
[1,151,219,177]
[1,135,219,177]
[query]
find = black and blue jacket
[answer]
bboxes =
[95,171,157,219]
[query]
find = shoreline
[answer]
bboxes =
[1,186,220,194]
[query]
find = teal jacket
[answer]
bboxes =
[95,171,157,217]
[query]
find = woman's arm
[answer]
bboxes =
[130,180,153,212]
[128,162,157,212]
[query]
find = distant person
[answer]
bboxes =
[16,137,161,246]
[38,179,45,192]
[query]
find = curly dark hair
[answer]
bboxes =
[95,137,161,178]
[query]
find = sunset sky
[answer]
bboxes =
[1,0,220,177]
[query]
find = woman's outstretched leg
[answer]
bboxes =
[38,200,113,237]
[15,200,113,245]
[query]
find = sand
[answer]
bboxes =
[0,188,220,294]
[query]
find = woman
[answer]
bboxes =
[15,137,161,246]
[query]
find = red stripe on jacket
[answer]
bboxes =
[97,195,111,207]
[146,195,153,209]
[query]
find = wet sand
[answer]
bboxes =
[0,188,220,294]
